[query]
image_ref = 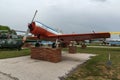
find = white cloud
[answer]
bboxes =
[91,0,107,2]
[0,0,120,39]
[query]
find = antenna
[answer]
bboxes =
[31,10,38,23]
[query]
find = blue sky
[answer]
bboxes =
[0,0,120,38]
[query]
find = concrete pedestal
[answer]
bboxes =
[31,47,62,63]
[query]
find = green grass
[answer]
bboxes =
[0,49,30,59]
[65,47,120,80]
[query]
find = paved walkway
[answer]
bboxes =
[0,52,95,80]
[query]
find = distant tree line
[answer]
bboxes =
[0,25,10,30]
[0,25,16,34]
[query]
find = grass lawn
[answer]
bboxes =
[65,47,120,80]
[0,49,30,59]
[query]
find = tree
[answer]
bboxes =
[0,25,10,31]
[0,25,17,34]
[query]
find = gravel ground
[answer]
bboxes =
[0,52,95,80]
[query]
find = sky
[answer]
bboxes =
[0,0,120,38]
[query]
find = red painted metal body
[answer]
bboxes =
[28,22,110,42]
[29,22,56,37]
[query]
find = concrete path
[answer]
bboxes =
[0,52,95,80]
